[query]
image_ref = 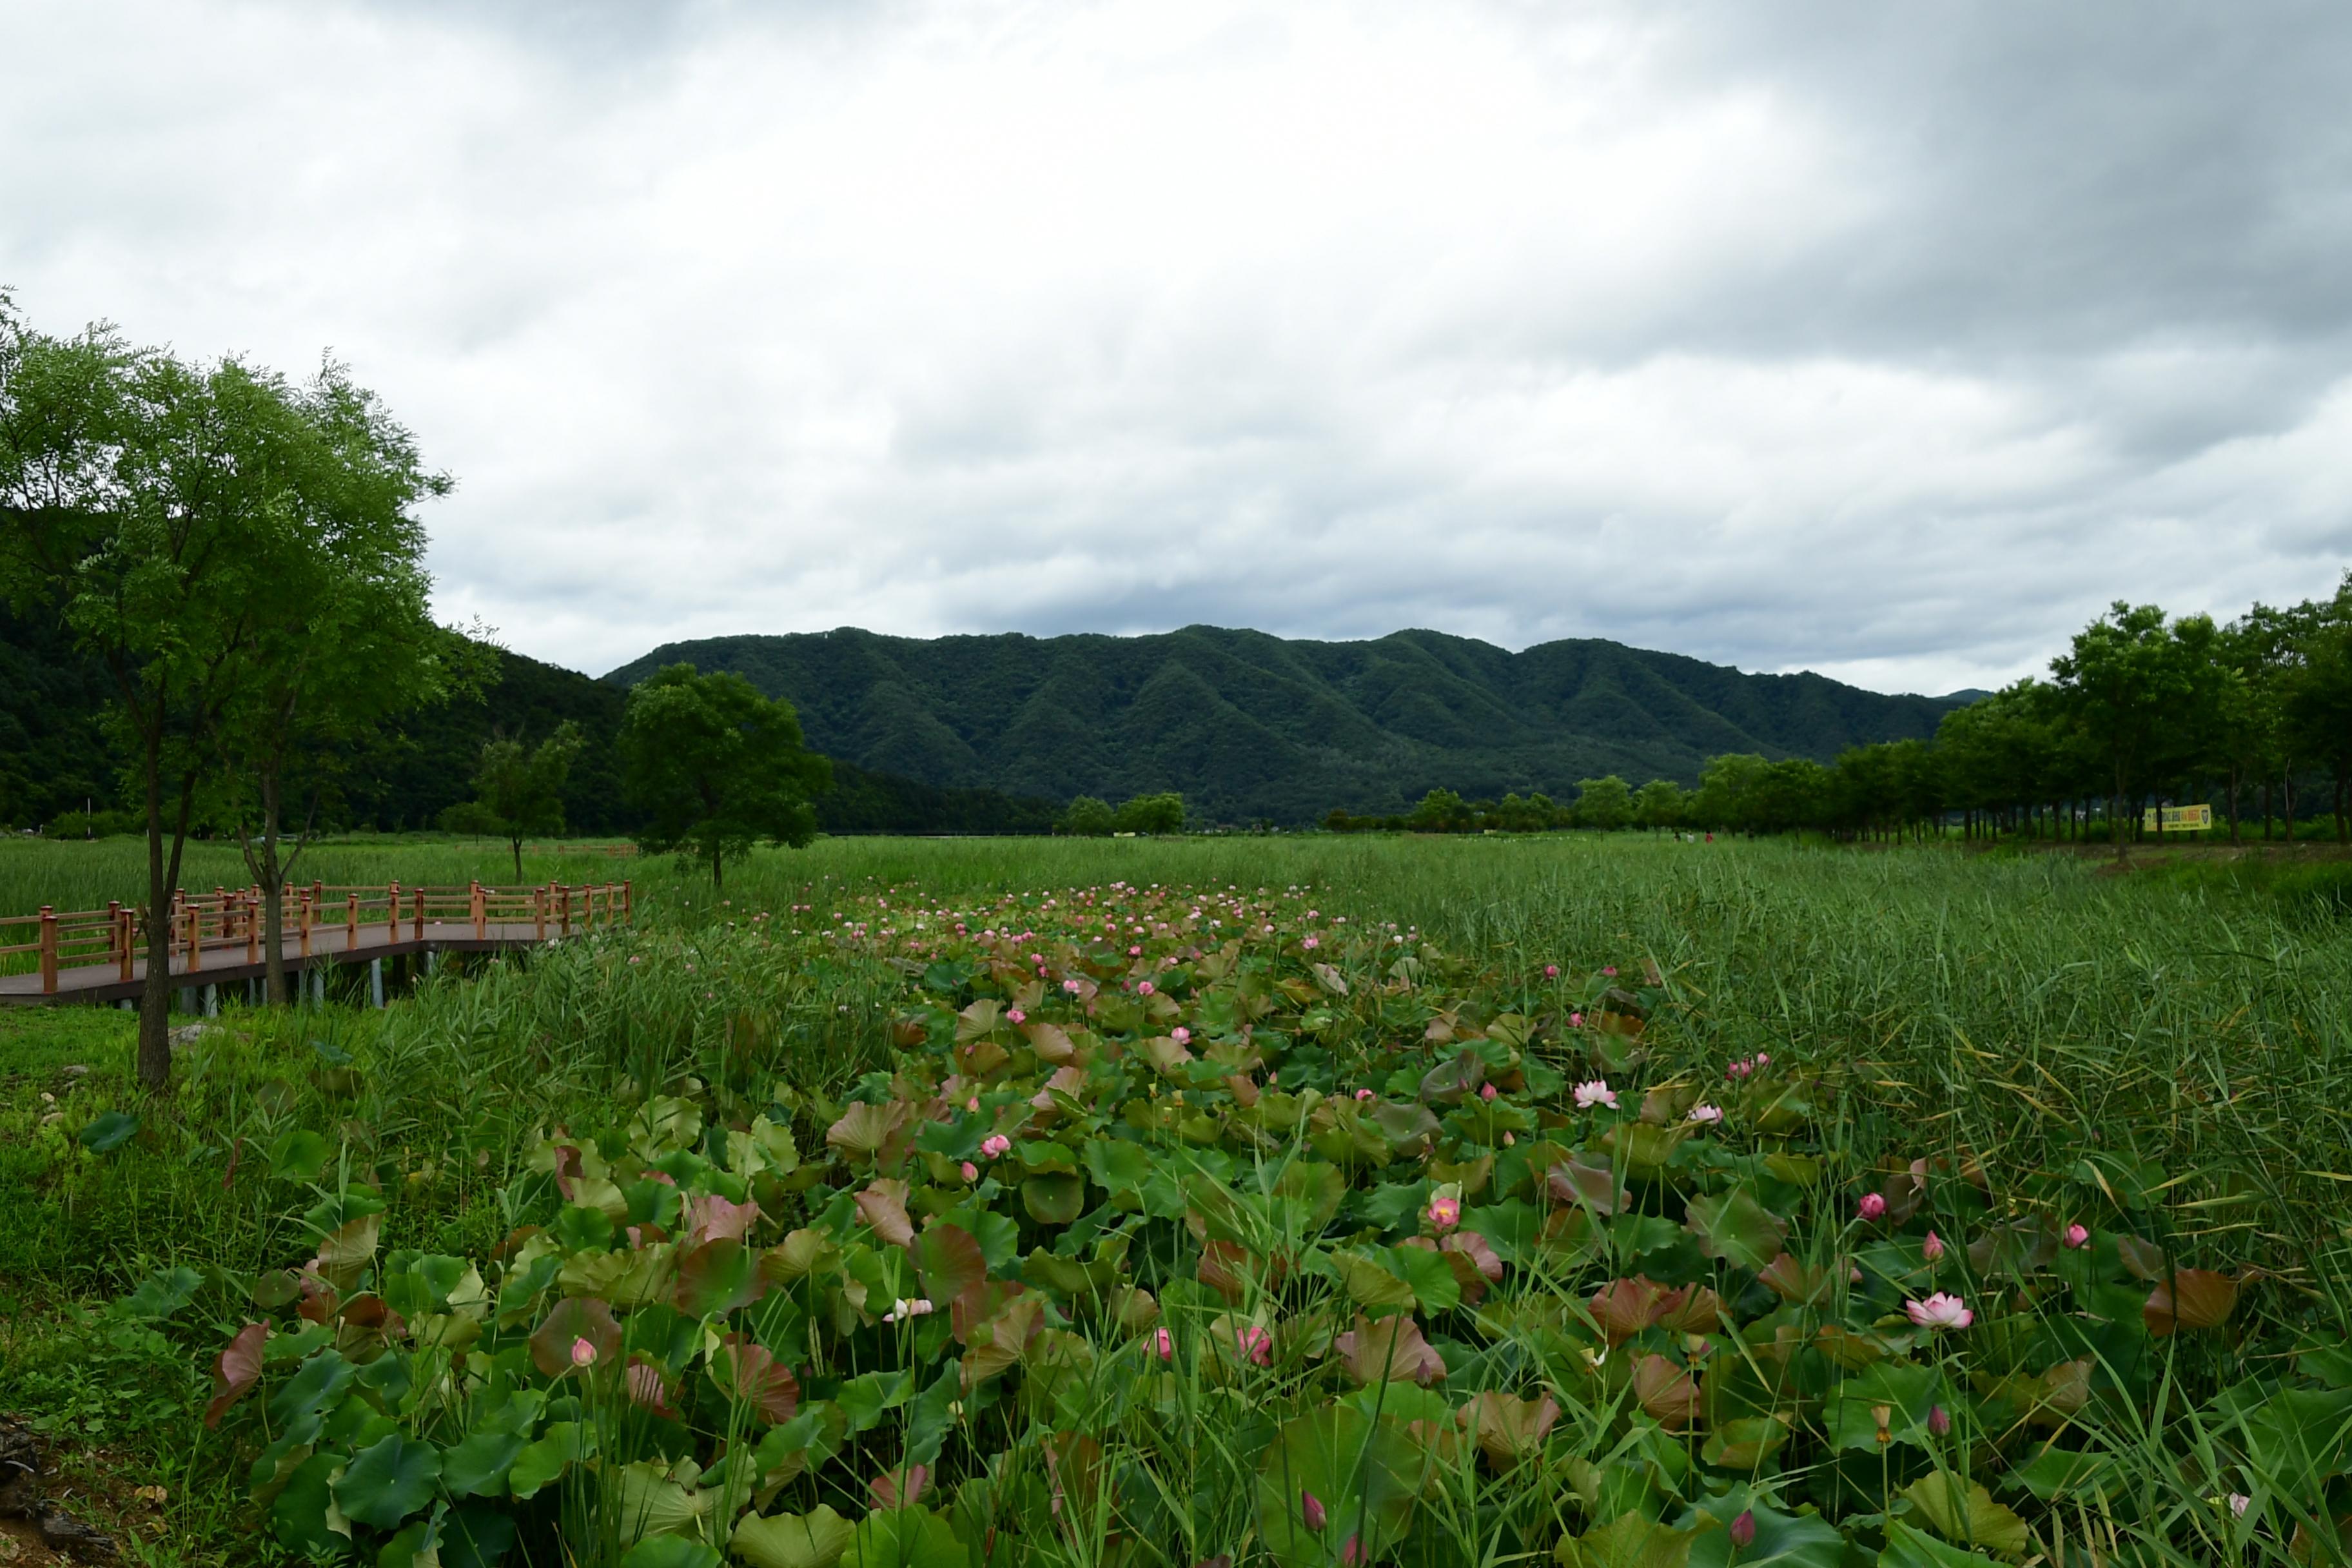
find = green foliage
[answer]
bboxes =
[619,663,831,887]
[1571,776,1633,831]
[466,723,585,878]
[1113,791,1186,835]
[1059,794,1115,836]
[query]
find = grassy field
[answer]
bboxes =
[3,834,2349,1566]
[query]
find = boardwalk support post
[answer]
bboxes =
[369,958,384,1009]
[38,906,57,994]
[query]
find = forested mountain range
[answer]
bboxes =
[605,626,1967,825]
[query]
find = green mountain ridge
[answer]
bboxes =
[602,625,1966,825]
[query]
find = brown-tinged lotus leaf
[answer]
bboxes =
[1700,1414,1790,1470]
[854,1180,916,1249]
[1418,1050,1485,1106]
[1142,1037,1195,1077]
[1311,961,1349,996]
[1371,1101,1441,1152]
[761,1228,839,1287]
[1024,1021,1079,1066]
[1813,1323,1888,1371]
[2145,1269,2239,1335]
[954,999,1000,1041]
[1549,1156,1621,1215]
[1903,1474,2030,1557]
[1967,1219,2057,1279]
[957,1039,1010,1077]
[1428,1153,1493,1199]
[1639,1083,1697,1126]
[1333,1250,1418,1312]
[889,1014,927,1048]
[203,1322,268,1428]
[2115,1235,2168,1281]
[710,1333,800,1424]
[313,1212,380,1293]
[529,1295,622,1378]
[625,1357,678,1418]
[1632,1354,1702,1431]
[960,1293,1044,1388]
[825,1101,910,1168]
[1560,1509,1700,1568]
[1225,1074,1262,1108]
[1457,1390,1562,1468]
[1656,1285,1723,1335]
[1444,1230,1506,1282]
[913,1220,987,1315]
[1332,1313,1447,1386]
[1589,1277,1685,1344]
[1197,1238,1255,1304]
[1756,1253,1838,1306]
[1603,1122,1690,1177]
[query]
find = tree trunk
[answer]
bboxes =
[511,834,524,881]
[712,842,725,891]
[254,771,288,1004]
[2112,767,2128,862]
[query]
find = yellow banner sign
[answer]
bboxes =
[2141,803,2213,832]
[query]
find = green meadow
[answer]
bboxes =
[3,833,2349,1567]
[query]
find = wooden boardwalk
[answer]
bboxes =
[0,881,630,1007]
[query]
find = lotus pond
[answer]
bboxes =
[6,838,2351,1567]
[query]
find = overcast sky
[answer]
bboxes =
[7,1,2350,694]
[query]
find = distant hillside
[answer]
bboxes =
[604,626,1966,825]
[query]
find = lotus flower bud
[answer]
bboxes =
[1928,1404,1951,1437]
[1857,1192,1887,1221]
[1729,1509,1756,1550]
[1301,1491,1327,1530]
[1922,1230,1945,1261]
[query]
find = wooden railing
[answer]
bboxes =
[0,880,631,994]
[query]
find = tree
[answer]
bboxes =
[1,303,356,1088]
[619,664,828,887]
[1060,795,1115,836]
[1407,789,1469,832]
[2050,603,2211,860]
[206,360,478,1003]
[1114,792,1185,835]
[1572,775,1633,831]
[2278,574,2352,843]
[467,724,584,879]
[1632,779,1685,834]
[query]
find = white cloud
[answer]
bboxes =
[5,0,2347,694]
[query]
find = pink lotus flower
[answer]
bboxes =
[1171,1026,1191,1044]
[1922,1230,1945,1261]
[1154,1327,1173,1362]
[1006,1008,1025,1024]
[570,1336,598,1367]
[1063,979,1081,994]
[1687,1104,1723,1125]
[1905,1292,1973,1330]
[966,1097,981,1112]
[1574,1080,1618,1111]
[1237,1325,1272,1365]
[881,1297,934,1324]
[1857,1192,1887,1221]
[1427,1195,1462,1232]
[981,1134,1012,1159]
[1138,981,1155,995]
[959,1162,979,1182]
[1129,945,1142,957]
[1302,936,1319,950]
[1354,1088,1375,1101]
[2063,1223,2090,1249]
[1480,1083,1498,1102]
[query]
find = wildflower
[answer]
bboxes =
[1544,964,1559,977]
[1303,936,1319,950]
[1905,1292,1973,1330]
[1007,1008,1026,1024]
[2063,1222,2090,1248]
[1480,1083,1498,1101]
[1569,1011,1584,1028]
[1574,1080,1618,1111]
[1603,966,1618,976]
[1301,1491,1327,1529]
[1427,1195,1461,1232]
[1687,1104,1723,1125]
[960,1162,979,1182]
[2229,1494,2251,1518]
[1927,1404,1951,1437]
[1922,1230,1945,1261]
[1756,1052,1770,1066]
[570,1337,598,1368]
[1354,1088,1375,1101]
[981,1135,1012,1159]
[1154,1327,1173,1362]
[1729,1510,1755,1550]
[1857,1192,1887,1221]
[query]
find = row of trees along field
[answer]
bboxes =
[0,302,830,1086]
[1328,585,2352,853]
